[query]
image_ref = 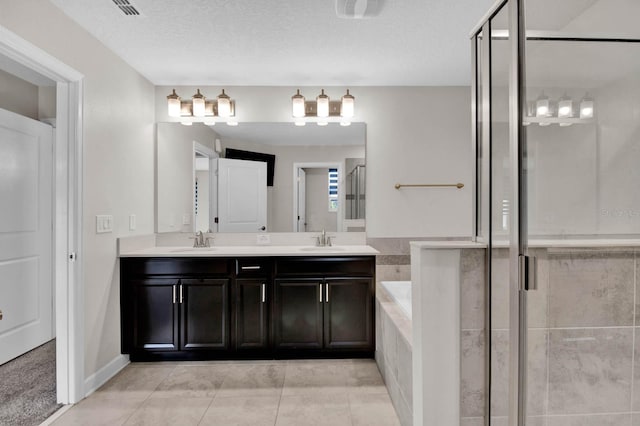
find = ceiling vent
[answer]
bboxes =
[335,0,381,19]
[112,0,141,16]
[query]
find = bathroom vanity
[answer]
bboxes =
[119,245,377,361]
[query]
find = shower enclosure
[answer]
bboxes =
[346,163,366,220]
[471,1,640,424]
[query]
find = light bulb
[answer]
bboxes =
[217,89,231,118]
[580,95,594,119]
[317,89,330,118]
[341,89,355,118]
[292,89,306,118]
[226,121,238,126]
[192,89,205,117]
[557,95,573,118]
[180,121,193,126]
[317,121,328,126]
[536,93,550,117]
[294,119,306,126]
[167,89,181,117]
[340,121,351,126]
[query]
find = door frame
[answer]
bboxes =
[0,25,84,404]
[292,162,344,232]
[193,141,218,233]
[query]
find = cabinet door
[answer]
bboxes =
[180,279,230,350]
[132,279,179,351]
[324,278,373,350]
[273,279,323,350]
[235,279,269,351]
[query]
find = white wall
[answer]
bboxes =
[195,170,210,232]
[156,86,474,238]
[1,1,156,379]
[156,122,217,233]
[0,67,42,119]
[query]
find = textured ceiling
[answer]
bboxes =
[48,0,496,86]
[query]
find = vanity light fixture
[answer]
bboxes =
[192,89,206,117]
[166,88,237,122]
[217,89,231,118]
[292,89,306,118]
[317,89,330,118]
[341,90,355,118]
[580,94,594,119]
[167,89,181,117]
[290,89,355,126]
[535,93,550,117]
[557,94,573,118]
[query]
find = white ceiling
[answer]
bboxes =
[48,0,496,86]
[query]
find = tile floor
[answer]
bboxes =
[49,359,400,426]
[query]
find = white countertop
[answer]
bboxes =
[410,241,486,249]
[119,245,380,258]
[410,239,640,249]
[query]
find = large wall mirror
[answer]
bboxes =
[156,122,366,233]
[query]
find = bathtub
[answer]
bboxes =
[380,280,412,319]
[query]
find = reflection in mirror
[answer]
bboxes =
[156,122,366,233]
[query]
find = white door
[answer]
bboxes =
[297,168,306,232]
[0,108,54,365]
[217,158,267,232]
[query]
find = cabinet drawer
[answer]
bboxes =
[275,256,374,277]
[122,258,232,276]
[235,258,271,277]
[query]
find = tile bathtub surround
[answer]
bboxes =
[50,360,399,426]
[375,292,412,426]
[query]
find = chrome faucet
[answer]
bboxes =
[316,229,332,247]
[191,230,213,248]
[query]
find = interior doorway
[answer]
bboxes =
[0,25,84,404]
[292,162,343,233]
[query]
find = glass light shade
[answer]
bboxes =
[226,121,238,126]
[559,122,573,127]
[340,121,351,126]
[294,119,306,126]
[317,121,328,126]
[558,96,573,118]
[192,89,206,117]
[292,89,306,118]
[316,89,330,118]
[217,89,231,118]
[580,97,594,118]
[204,120,216,126]
[538,122,551,127]
[536,94,550,117]
[341,89,355,118]
[180,121,193,126]
[167,89,181,117]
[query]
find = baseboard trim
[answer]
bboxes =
[83,354,129,397]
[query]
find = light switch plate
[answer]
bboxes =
[129,214,136,231]
[96,215,113,234]
[256,234,271,245]
[182,214,191,225]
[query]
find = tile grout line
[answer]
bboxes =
[120,365,177,425]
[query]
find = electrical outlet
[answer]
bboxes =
[182,214,191,225]
[256,234,271,245]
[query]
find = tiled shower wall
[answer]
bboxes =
[462,246,640,425]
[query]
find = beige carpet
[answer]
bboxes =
[0,340,61,426]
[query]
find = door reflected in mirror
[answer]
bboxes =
[156,122,366,233]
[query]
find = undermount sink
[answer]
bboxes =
[298,246,346,252]
[170,247,217,253]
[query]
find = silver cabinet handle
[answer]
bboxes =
[262,283,266,303]
[325,284,329,303]
[241,266,261,270]
[319,284,323,303]
[179,284,184,304]
[172,285,176,304]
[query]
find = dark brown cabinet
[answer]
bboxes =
[273,279,324,350]
[234,279,269,351]
[131,278,179,352]
[120,255,375,361]
[180,279,230,351]
[273,277,374,353]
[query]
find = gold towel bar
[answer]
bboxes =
[394,183,464,190]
